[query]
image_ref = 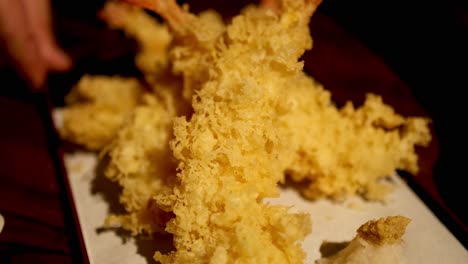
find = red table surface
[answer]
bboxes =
[0,1,466,263]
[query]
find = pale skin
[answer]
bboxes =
[0,0,71,90]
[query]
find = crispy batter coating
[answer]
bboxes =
[357,215,411,245]
[59,75,142,150]
[277,74,431,200]
[148,1,319,263]
[104,94,177,235]
[169,10,225,101]
[316,216,411,264]
[99,1,190,115]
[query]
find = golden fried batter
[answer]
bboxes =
[99,1,189,115]
[357,215,411,246]
[59,75,142,150]
[143,1,319,262]
[277,74,431,200]
[104,94,177,235]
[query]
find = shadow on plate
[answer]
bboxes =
[319,240,350,258]
[91,157,175,263]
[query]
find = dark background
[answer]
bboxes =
[317,0,468,228]
[1,0,466,263]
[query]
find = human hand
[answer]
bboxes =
[0,0,72,90]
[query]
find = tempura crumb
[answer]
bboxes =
[357,215,411,246]
[316,216,411,264]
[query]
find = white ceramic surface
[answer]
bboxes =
[62,151,467,264]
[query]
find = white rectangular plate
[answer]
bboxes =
[62,151,467,264]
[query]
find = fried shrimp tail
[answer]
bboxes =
[121,0,192,34]
[261,0,322,16]
[261,0,281,13]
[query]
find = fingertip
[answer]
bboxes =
[47,47,73,72]
[40,42,73,72]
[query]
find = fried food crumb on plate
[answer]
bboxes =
[57,0,432,263]
[316,216,411,264]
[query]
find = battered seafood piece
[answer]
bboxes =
[59,75,142,150]
[124,0,226,101]
[99,1,189,115]
[60,2,185,152]
[122,0,320,262]
[316,216,411,264]
[277,75,431,200]
[96,2,191,236]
